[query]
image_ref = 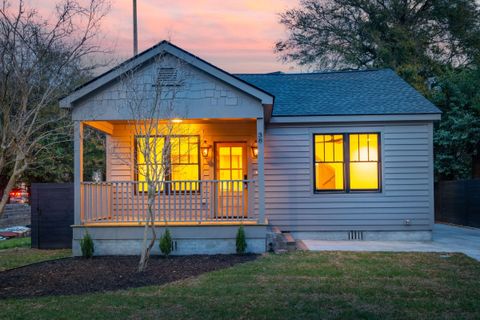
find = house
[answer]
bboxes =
[60,41,441,256]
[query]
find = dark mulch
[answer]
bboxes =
[0,254,258,299]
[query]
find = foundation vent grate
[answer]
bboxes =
[348,231,364,240]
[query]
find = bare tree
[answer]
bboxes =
[116,52,191,271]
[0,0,110,215]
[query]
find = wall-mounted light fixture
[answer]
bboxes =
[200,140,211,158]
[251,140,258,159]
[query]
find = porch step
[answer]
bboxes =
[283,233,297,252]
[295,239,308,251]
[267,227,300,253]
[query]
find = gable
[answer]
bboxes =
[70,53,268,121]
[61,41,273,121]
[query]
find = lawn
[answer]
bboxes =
[0,251,479,319]
[0,237,31,250]
[0,245,71,272]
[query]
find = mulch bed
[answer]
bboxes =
[0,255,258,299]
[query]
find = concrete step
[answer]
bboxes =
[282,232,297,251]
[295,239,308,251]
[267,226,302,253]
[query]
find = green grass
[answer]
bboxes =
[0,237,31,250]
[1,251,479,319]
[0,247,71,271]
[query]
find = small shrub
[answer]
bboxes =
[236,226,247,254]
[159,228,173,256]
[80,231,94,258]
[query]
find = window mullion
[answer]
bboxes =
[345,133,350,193]
[167,137,172,194]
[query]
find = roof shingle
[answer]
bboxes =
[236,69,441,116]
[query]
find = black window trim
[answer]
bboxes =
[313,132,382,194]
[134,134,201,195]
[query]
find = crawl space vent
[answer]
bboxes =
[348,230,364,240]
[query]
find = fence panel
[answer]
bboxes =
[31,183,73,249]
[435,180,480,228]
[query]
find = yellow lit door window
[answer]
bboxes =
[217,146,244,192]
[215,143,248,218]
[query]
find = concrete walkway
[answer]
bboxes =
[303,224,480,261]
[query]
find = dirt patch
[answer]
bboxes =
[0,254,257,299]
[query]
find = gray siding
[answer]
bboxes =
[264,122,434,232]
[72,53,264,121]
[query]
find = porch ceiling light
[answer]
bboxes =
[200,140,211,158]
[251,141,258,159]
[171,118,183,123]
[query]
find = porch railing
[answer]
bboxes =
[80,180,257,224]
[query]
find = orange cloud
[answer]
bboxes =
[104,0,297,73]
[25,0,298,73]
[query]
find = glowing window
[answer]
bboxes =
[170,136,199,191]
[136,136,200,192]
[217,146,244,192]
[349,134,379,190]
[313,133,381,192]
[314,134,344,191]
[136,137,165,192]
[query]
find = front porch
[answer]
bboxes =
[74,118,267,228]
[73,119,268,255]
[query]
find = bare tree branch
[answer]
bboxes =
[0,0,110,215]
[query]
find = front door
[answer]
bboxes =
[215,143,248,218]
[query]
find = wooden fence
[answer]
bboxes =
[31,183,74,249]
[435,180,480,228]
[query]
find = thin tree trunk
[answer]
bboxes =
[0,176,16,216]
[138,192,157,272]
[0,157,26,217]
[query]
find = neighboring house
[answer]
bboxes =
[60,41,441,256]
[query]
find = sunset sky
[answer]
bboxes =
[33,0,300,73]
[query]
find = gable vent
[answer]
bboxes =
[348,231,364,240]
[156,68,179,86]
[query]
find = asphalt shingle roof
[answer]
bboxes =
[236,69,441,117]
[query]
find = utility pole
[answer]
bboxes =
[133,0,138,55]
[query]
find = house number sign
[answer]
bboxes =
[257,132,263,144]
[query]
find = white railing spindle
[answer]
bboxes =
[80,179,255,224]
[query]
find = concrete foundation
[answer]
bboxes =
[292,230,432,241]
[72,224,267,256]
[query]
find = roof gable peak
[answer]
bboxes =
[60,40,273,109]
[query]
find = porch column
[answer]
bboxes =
[74,121,84,225]
[256,118,265,224]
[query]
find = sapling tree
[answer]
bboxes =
[116,52,191,271]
